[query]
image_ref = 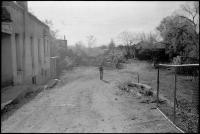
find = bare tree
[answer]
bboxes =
[44,19,59,38]
[137,31,160,43]
[108,39,116,64]
[137,32,147,42]
[118,31,137,46]
[108,39,115,52]
[86,35,96,48]
[179,2,199,32]
[118,31,138,59]
[147,32,159,44]
[179,2,199,59]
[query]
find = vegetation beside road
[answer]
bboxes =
[119,60,198,133]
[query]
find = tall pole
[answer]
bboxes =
[157,65,160,107]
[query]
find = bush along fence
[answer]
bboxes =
[156,63,199,133]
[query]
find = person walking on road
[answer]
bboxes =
[99,64,104,80]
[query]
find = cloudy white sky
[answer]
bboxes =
[28,1,187,46]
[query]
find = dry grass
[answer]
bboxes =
[116,79,154,98]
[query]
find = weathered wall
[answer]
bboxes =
[1,34,13,87]
[2,2,52,86]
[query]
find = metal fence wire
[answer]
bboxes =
[156,64,199,133]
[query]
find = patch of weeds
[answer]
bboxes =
[159,98,199,133]
[175,99,199,133]
[1,104,15,114]
[176,110,199,133]
[177,98,194,114]
[139,90,143,94]
[117,81,132,92]
[136,92,142,97]
[144,90,153,96]
[141,86,144,90]
[1,100,21,117]
[117,80,154,102]
[115,90,126,96]
[24,91,34,98]
[117,82,126,91]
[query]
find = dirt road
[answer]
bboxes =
[1,66,180,133]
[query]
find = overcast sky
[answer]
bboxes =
[28,1,187,46]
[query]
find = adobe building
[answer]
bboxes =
[1,1,54,88]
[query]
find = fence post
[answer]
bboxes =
[137,73,139,83]
[174,67,177,123]
[157,65,160,107]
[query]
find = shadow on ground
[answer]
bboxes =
[1,87,44,122]
[102,80,110,84]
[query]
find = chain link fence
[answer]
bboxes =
[156,64,199,133]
